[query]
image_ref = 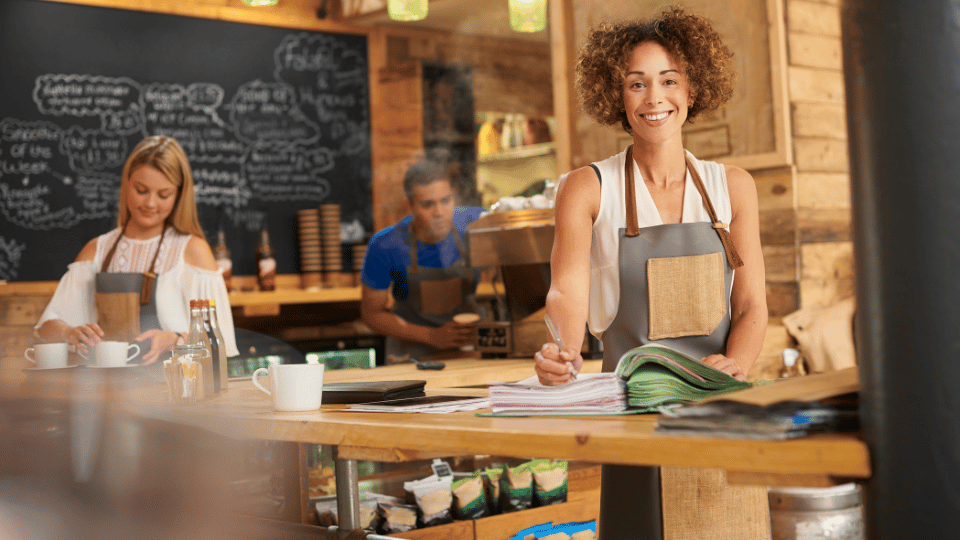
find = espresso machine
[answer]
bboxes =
[466,208,555,356]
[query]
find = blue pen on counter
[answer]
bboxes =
[544,313,577,379]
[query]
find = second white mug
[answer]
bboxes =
[252,363,325,412]
[81,341,141,367]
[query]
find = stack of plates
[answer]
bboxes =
[297,208,322,286]
[319,204,342,285]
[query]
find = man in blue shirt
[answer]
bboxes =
[360,159,484,360]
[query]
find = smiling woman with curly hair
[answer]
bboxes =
[577,7,735,131]
[534,7,769,539]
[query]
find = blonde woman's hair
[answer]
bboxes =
[117,135,205,238]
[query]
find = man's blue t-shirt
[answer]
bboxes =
[361,207,484,301]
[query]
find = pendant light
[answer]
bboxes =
[388,0,428,21]
[508,0,547,33]
[241,0,278,5]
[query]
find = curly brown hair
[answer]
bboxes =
[576,6,734,132]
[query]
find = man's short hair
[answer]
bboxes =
[403,159,450,201]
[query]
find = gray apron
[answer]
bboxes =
[385,222,479,359]
[598,148,747,539]
[94,227,165,364]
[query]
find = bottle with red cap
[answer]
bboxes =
[186,299,215,397]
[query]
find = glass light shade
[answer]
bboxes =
[242,0,278,5]
[388,0,428,21]
[509,0,546,33]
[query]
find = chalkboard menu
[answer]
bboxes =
[0,0,371,282]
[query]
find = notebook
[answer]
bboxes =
[321,380,427,404]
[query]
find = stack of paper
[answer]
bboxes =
[489,373,627,416]
[615,345,752,409]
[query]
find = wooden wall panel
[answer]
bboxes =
[786,0,841,36]
[793,138,849,172]
[788,66,845,104]
[796,173,850,209]
[788,33,843,70]
[797,208,851,243]
[800,242,854,280]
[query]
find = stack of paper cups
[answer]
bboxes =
[319,204,342,286]
[352,242,367,286]
[297,208,322,287]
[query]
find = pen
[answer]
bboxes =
[544,313,578,379]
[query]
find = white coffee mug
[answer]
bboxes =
[81,341,141,367]
[24,343,69,369]
[252,363,325,412]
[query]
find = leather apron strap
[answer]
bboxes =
[623,145,743,269]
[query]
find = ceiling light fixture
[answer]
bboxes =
[241,0,279,6]
[509,0,546,33]
[388,0,428,21]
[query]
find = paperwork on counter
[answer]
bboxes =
[487,345,750,416]
[654,367,861,439]
[344,394,490,413]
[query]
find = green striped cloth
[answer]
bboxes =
[615,345,752,410]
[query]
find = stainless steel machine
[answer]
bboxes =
[466,208,555,356]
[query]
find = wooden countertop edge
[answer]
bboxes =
[189,408,870,479]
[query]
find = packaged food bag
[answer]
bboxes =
[451,473,489,519]
[532,460,568,506]
[484,465,505,514]
[501,461,534,512]
[403,473,453,527]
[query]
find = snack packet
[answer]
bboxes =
[451,473,489,519]
[532,460,568,506]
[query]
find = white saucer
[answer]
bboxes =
[23,365,81,372]
[84,364,140,369]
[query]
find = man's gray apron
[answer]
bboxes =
[94,227,165,365]
[385,223,478,360]
[598,147,748,539]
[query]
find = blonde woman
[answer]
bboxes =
[36,135,238,364]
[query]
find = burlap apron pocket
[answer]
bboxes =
[646,252,725,340]
[419,276,463,316]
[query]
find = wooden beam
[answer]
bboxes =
[548,0,576,174]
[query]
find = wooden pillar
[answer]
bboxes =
[841,0,960,537]
[548,0,576,174]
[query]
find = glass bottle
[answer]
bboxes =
[214,229,233,292]
[187,299,215,397]
[256,228,276,292]
[206,298,229,390]
[780,348,802,378]
[200,299,222,394]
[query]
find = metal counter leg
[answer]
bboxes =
[598,464,663,540]
[334,456,361,531]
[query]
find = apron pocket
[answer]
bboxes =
[419,276,463,316]
[95,291,141,343]
[646,252,726,340]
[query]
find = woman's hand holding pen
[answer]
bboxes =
[535,343,583,386]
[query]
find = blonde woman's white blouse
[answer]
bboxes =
[35,228,239,357]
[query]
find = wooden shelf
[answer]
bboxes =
[229,287,361,307]
[478,142,555,163]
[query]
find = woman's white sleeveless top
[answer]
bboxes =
[587,148,733,339]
